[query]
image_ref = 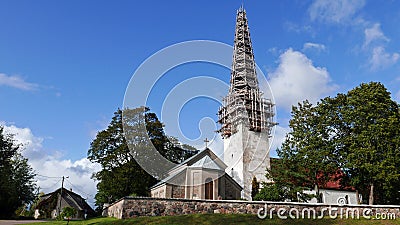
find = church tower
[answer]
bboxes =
[218,6,276,200]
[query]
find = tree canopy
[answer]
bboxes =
[0,126,37,218]
[263,82,400,204]
[87,107,197,210]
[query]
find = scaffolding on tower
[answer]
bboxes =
[217,7,276,138]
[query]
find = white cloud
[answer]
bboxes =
[361,23,399,71]
[2,123,43,155]
[0,73,39,91]
[1,123,100,207]
[308,1,398,71]
[309,0,365,24]
[269,49,338,110]
[284,21,315,36]
[268,47,280,55]
[364,23,389,47]
[303,42,326,52]
[369,46,400,71]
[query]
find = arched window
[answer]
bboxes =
[205,178,213,200]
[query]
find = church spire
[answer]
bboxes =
[219,6,276,201]
[218,7,275,138]
[230,7,259,94]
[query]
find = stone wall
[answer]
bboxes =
[103,197,400,220]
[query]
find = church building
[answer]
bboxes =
[150,148,242,200]
[151,6,275,201]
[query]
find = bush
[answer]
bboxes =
[253,183,285,201]
[58,206,77,224]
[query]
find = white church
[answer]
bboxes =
[151,6,276,201]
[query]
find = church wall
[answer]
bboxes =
[242,128,271,200]
[165,185,173,198]
[218,177,226,199]
[151,170,235,201]
[224,122,271,200]
[223,123,244,190]
[223,176,242,200]
[189,171,202,199]
[214,178,219,200]
[151,184,167,198]
[172,185,185,199]
[103,199,125,219]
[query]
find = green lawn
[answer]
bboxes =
[27,214,400,225]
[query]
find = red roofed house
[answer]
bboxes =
[304,170,359,204]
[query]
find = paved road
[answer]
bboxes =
[0,220,46,225]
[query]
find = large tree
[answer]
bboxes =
[88,107,197,210]
[337,82,400,204]
[266,82,400,205]
[262,100,339,202]
[0,126,37,218]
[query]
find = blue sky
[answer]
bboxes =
[1,0,400,205]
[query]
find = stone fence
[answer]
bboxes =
[103,197,400,220]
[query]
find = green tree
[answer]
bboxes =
[0,126,37,218]
[253,183,287,201]
[268,82,400,205]
[88,107,197,210]
[59,206,77,224]
[88,108,155,211]
[268,100,338,202]
[337,82,400,204]
[265,157,314,202]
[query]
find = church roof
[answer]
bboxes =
[151,168,187,189]
[167,148,227,175]
[189,154,224,170]
[151,148,227,189]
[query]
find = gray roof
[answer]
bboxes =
[36,188,95,215]
[151,148,227,189]
[166,148,226,175]
[190,155,224,170]
[151,168,186,189]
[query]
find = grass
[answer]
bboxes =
[27,217,118,225]
[27,214,400,225]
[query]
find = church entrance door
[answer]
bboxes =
[205,178,213,200]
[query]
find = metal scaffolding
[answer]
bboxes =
[218,7,275,138]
